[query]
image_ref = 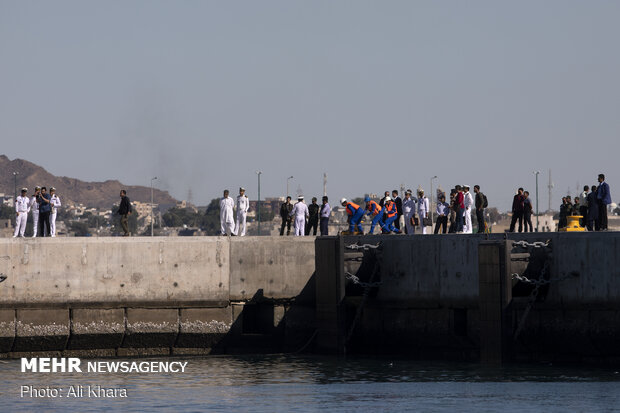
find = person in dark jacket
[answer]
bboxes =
[597,174,611,231]
[118,189,132,236]
[392,190,403,231]
[37,186,52,237]
[509,188,525,232]
[474,185,486,233]
[306,197,320,236]
[586,186,599,231]
[523,191,533,232]
[279,196,293,236]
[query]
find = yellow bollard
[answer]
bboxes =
[560,215,585,232]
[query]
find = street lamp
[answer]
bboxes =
[13,172,19,205]
[430,176,438,226]
[151,177,157,236]
[533,171,540,232]
[256,171,262,236]
[286,176,294,198]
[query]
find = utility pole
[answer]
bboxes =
[13,172,18,205]
[323,173,327,197]
[534,171,540,232]
[287,176,294,198]
[547,169,554,213]
[256,171,262,236]
[150,177,157,236]
[430,176,438,225]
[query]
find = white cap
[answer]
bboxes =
[340,198,347,204]
[21,187,28,192]
[463,184,470,189]
[298,195,304,200]
[385,196,392,202]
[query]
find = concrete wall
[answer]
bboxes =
[0,236,317,356]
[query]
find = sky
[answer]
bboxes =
[1,0,618,211]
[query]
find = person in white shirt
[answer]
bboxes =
[417,189,430,234]
[49,187,61,237]
[219,189,235,236]
[434,194,450,234]
[234,187,250,236]
[463,184,474,234]
[13,188,30,238]
[30,186,41,237]
[289,196,309,236]
[402,189,417,235]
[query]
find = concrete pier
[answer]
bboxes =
[1,232,619,363]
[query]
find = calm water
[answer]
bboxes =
[1,355,620,413]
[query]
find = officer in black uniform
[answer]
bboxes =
[306,197,320,236]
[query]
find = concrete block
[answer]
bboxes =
[15,309,70,352]
[69,309,125,350]
[123,308,178,348]
[176,307,232,348]
[0,309,15,353]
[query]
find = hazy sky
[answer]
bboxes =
[1,1,618,211]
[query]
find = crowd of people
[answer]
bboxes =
[12,186,62,238]
[339,184,489,235]
[558,174,612,231]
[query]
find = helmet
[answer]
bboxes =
[364,196,370,202]
[384,196,392,202]
[340,198,347,204]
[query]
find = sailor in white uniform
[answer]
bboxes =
[289,196,309,236]
[234,187,250,236]
[402,189,417,235]
[463,184,474,234]
[13,188,30,238]
[49,187,61,237]
[219,189,235,235]
[417,189,430,235]
[30,186,41,237]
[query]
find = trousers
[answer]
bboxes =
[464,207,472,233]
[280,218,292,235]
[349,208,364,233]
[14,212,28,237]
[294,216,306,236]
[50,212,58,237]
[382,215,399,233]
[235,212,247,236]
[369,213,383,234]
[476,209,485,233]
[121,214,129,236]
[404,213,415,235]
[306,217,318,235]
[32,212,39,237]
[523,213,533,232]
[434,216,447,234]
[39,211,51,237]
[509,211,523,232]
[320,217,329,235]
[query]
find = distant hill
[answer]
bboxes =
[0,155,178,209]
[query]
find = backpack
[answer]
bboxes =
[482,193,488,208]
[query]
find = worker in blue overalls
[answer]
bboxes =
[365,196,384,234]
[341,198,364,234]
[382,197,401,234]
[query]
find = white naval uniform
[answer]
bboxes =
[30,196,40,237]
[417,196,430,234]
[402,197,417,235]
[50,194,61,237]
[234,195,249,236]
[13,196,30,237]
[463,191,474,234]
[219,196,235,235]
[290,201,309,236]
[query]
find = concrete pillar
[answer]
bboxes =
[478,241,512,364]
[315,237,346,354]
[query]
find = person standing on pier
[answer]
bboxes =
[118,189,132,236]
[579,186,589,227]
[463,185,474,234]
[509,188,525,233]
[417,190,429,234]
[306,197,320,236]
[586,186,599,231]
[392,190,403,231]
[596,174,611,231]
[37,186,52,237]
[13,188,30,238]
[434,194,449,234]
[402,190,417,235]
[30,186,41,237]
[220,190,235,236]
[290,196,309,236]
[279,196,293,236]
[455,186,465,233]
[474,185,487,233]
[523,191,533,232]
[49,187,61,237]
[234,187,249,236]
[319,196,331,236]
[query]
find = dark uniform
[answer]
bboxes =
[306,202,320,236]
[280,201,293,236]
